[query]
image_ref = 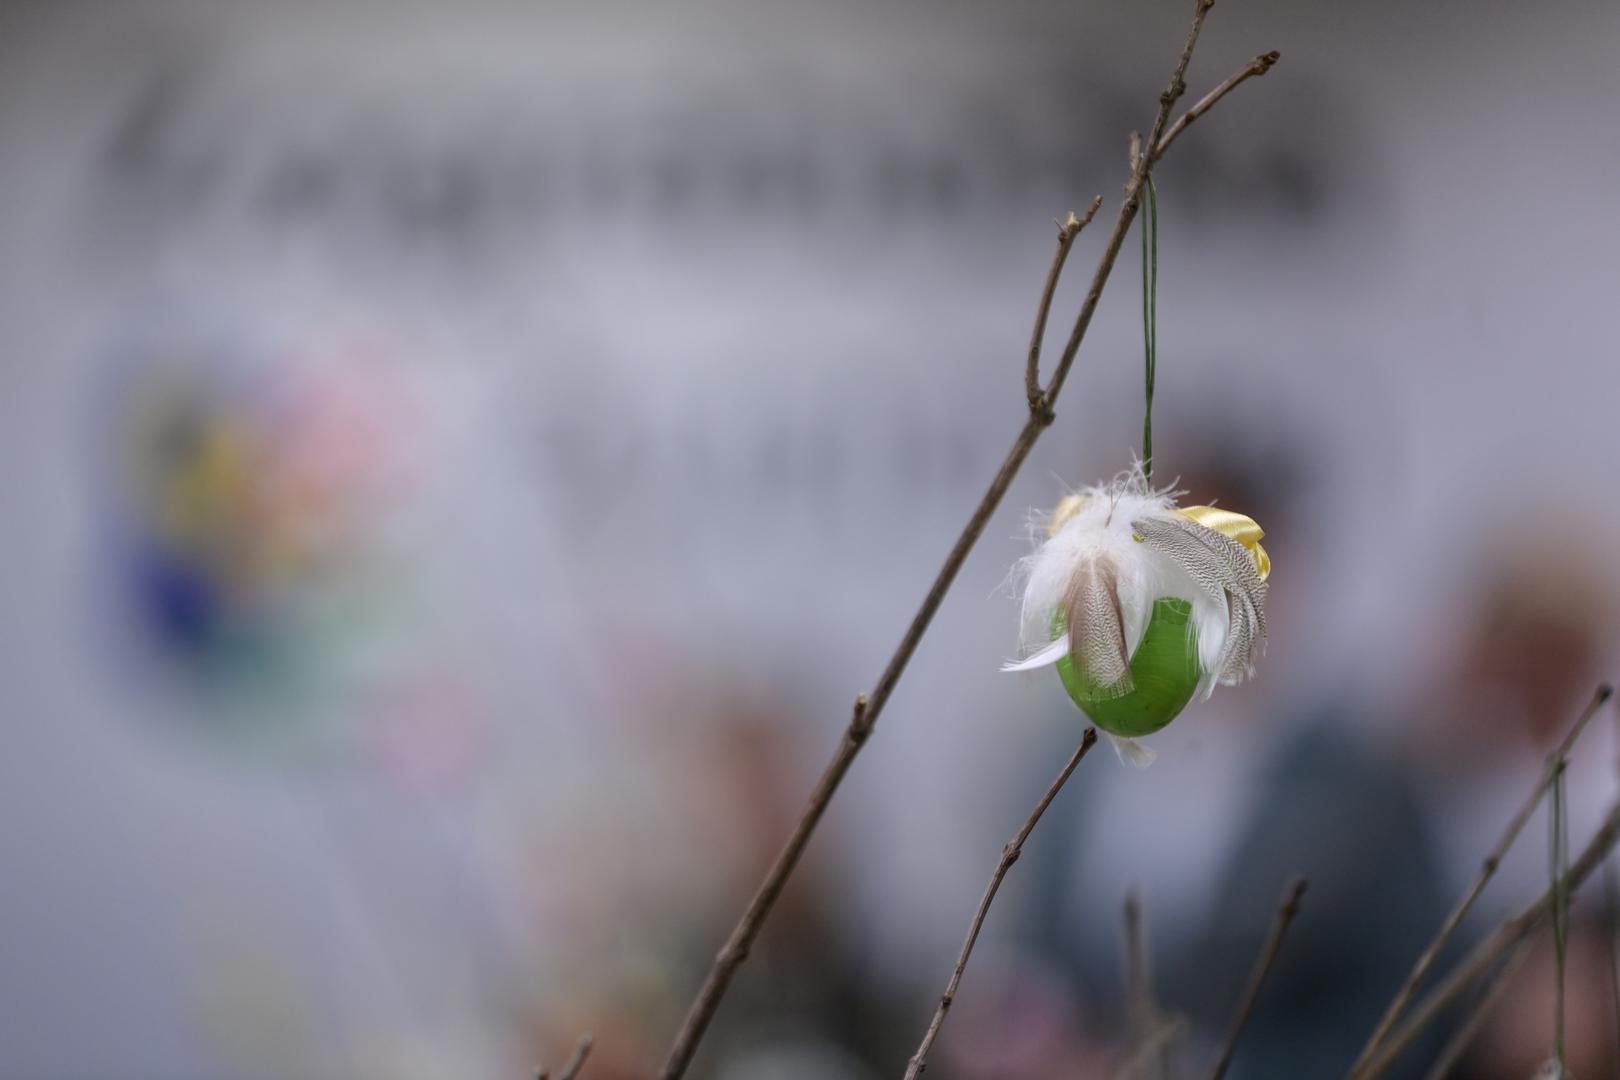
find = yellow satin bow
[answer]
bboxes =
[1047,495,1271,580]
[1175,505,1271,581]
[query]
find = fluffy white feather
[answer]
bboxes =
[998,635,1070,673]
[1106,733,1157,768]
[1012,471,1235,676]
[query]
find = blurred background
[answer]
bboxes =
[2,0,1619,1076]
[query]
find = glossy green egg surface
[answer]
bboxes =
[1057,597,1202,738]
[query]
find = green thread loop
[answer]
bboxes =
[1140,173,1159,482]
[1550,757,1570,1071]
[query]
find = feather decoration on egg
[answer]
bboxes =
[1002,468,1270,767]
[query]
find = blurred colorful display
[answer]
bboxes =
[101,331,426,745]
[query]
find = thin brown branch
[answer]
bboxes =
[1421,937,1534,1080]
[537,1034,593,1080]
[557,1035,593,1080]
[656,694,871,1079]
[903,728,1099,1078]
[1041,0,1221,408]
[1209,875,1308,1080]
[1356,798,1620,1079]
[1606,838,1620,1068]
[1124,890,1151,1039]
[1123,891,1172,1080]
[658,397,1066,1077]
[1026,197,1104,413]
[1153,50,1281,162]
[653,3,1275,1073]
[1350,684,1614,1076]
[1606,696,1620,1069]
[1113,1015,1189,1080]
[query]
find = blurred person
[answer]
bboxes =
[5,1,1619,1077]
[1169,429,1449,1080]
[1186,515,1620,1076]
[997,446,1620,1077]
[1012,410,1451,1078]
[1383,537,1620,1077]
[1175,682,1450,1078]
[508,656,904,1079]
[1405,537,1618,910]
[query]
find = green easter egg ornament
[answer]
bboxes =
[1056,597,1202,738]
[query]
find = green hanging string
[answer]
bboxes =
[1550,757,1570,1072]
[1605,856,1620,1073]
[1140,173,1159,483]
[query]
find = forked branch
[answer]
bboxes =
[1154,51,1281,163]
[1356,798,1620,1079]
[1210,876,1308,1080]
[654,4,1279,1074]
[1027,197,1104,413]
[903,728,1099,1077]
[536,1034,593,1080]
[1349,684,1614,1076]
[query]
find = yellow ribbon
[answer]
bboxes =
[1047,494,1086,536]
[1176,505,1271,580]
[1047,496,1270,581]
[1047,495,1270,580]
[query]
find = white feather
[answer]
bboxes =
[1106,733,1157,768]
[999,636,1069,673]
[1012,470,1231,674]
[1015,474,1177,655]
[1003,469,1277,774]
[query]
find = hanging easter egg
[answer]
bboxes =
[1002,472,1271,766]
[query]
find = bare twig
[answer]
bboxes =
[1026,198,1104,412]
[1356,799,1620,1079]
[1041,0,1217,409]
[1350,684,1614,1076]
[1124,891,1151,1041]
[654,4,1277,1073]
[557,1035,593,1080]
[1123,891,1172,1080]
[903,728,1099,1078]
[1209,875,1308,1080]
[1606,859,1620,1068]
[1605,693,1620,1069]
[656,694,871,1079]
[537,1034,593,1080]
[1113,1015,1190,1080]
[1421,937,1534,1080]
[1550,758,1571,1072]
[1153,51,1281,162]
